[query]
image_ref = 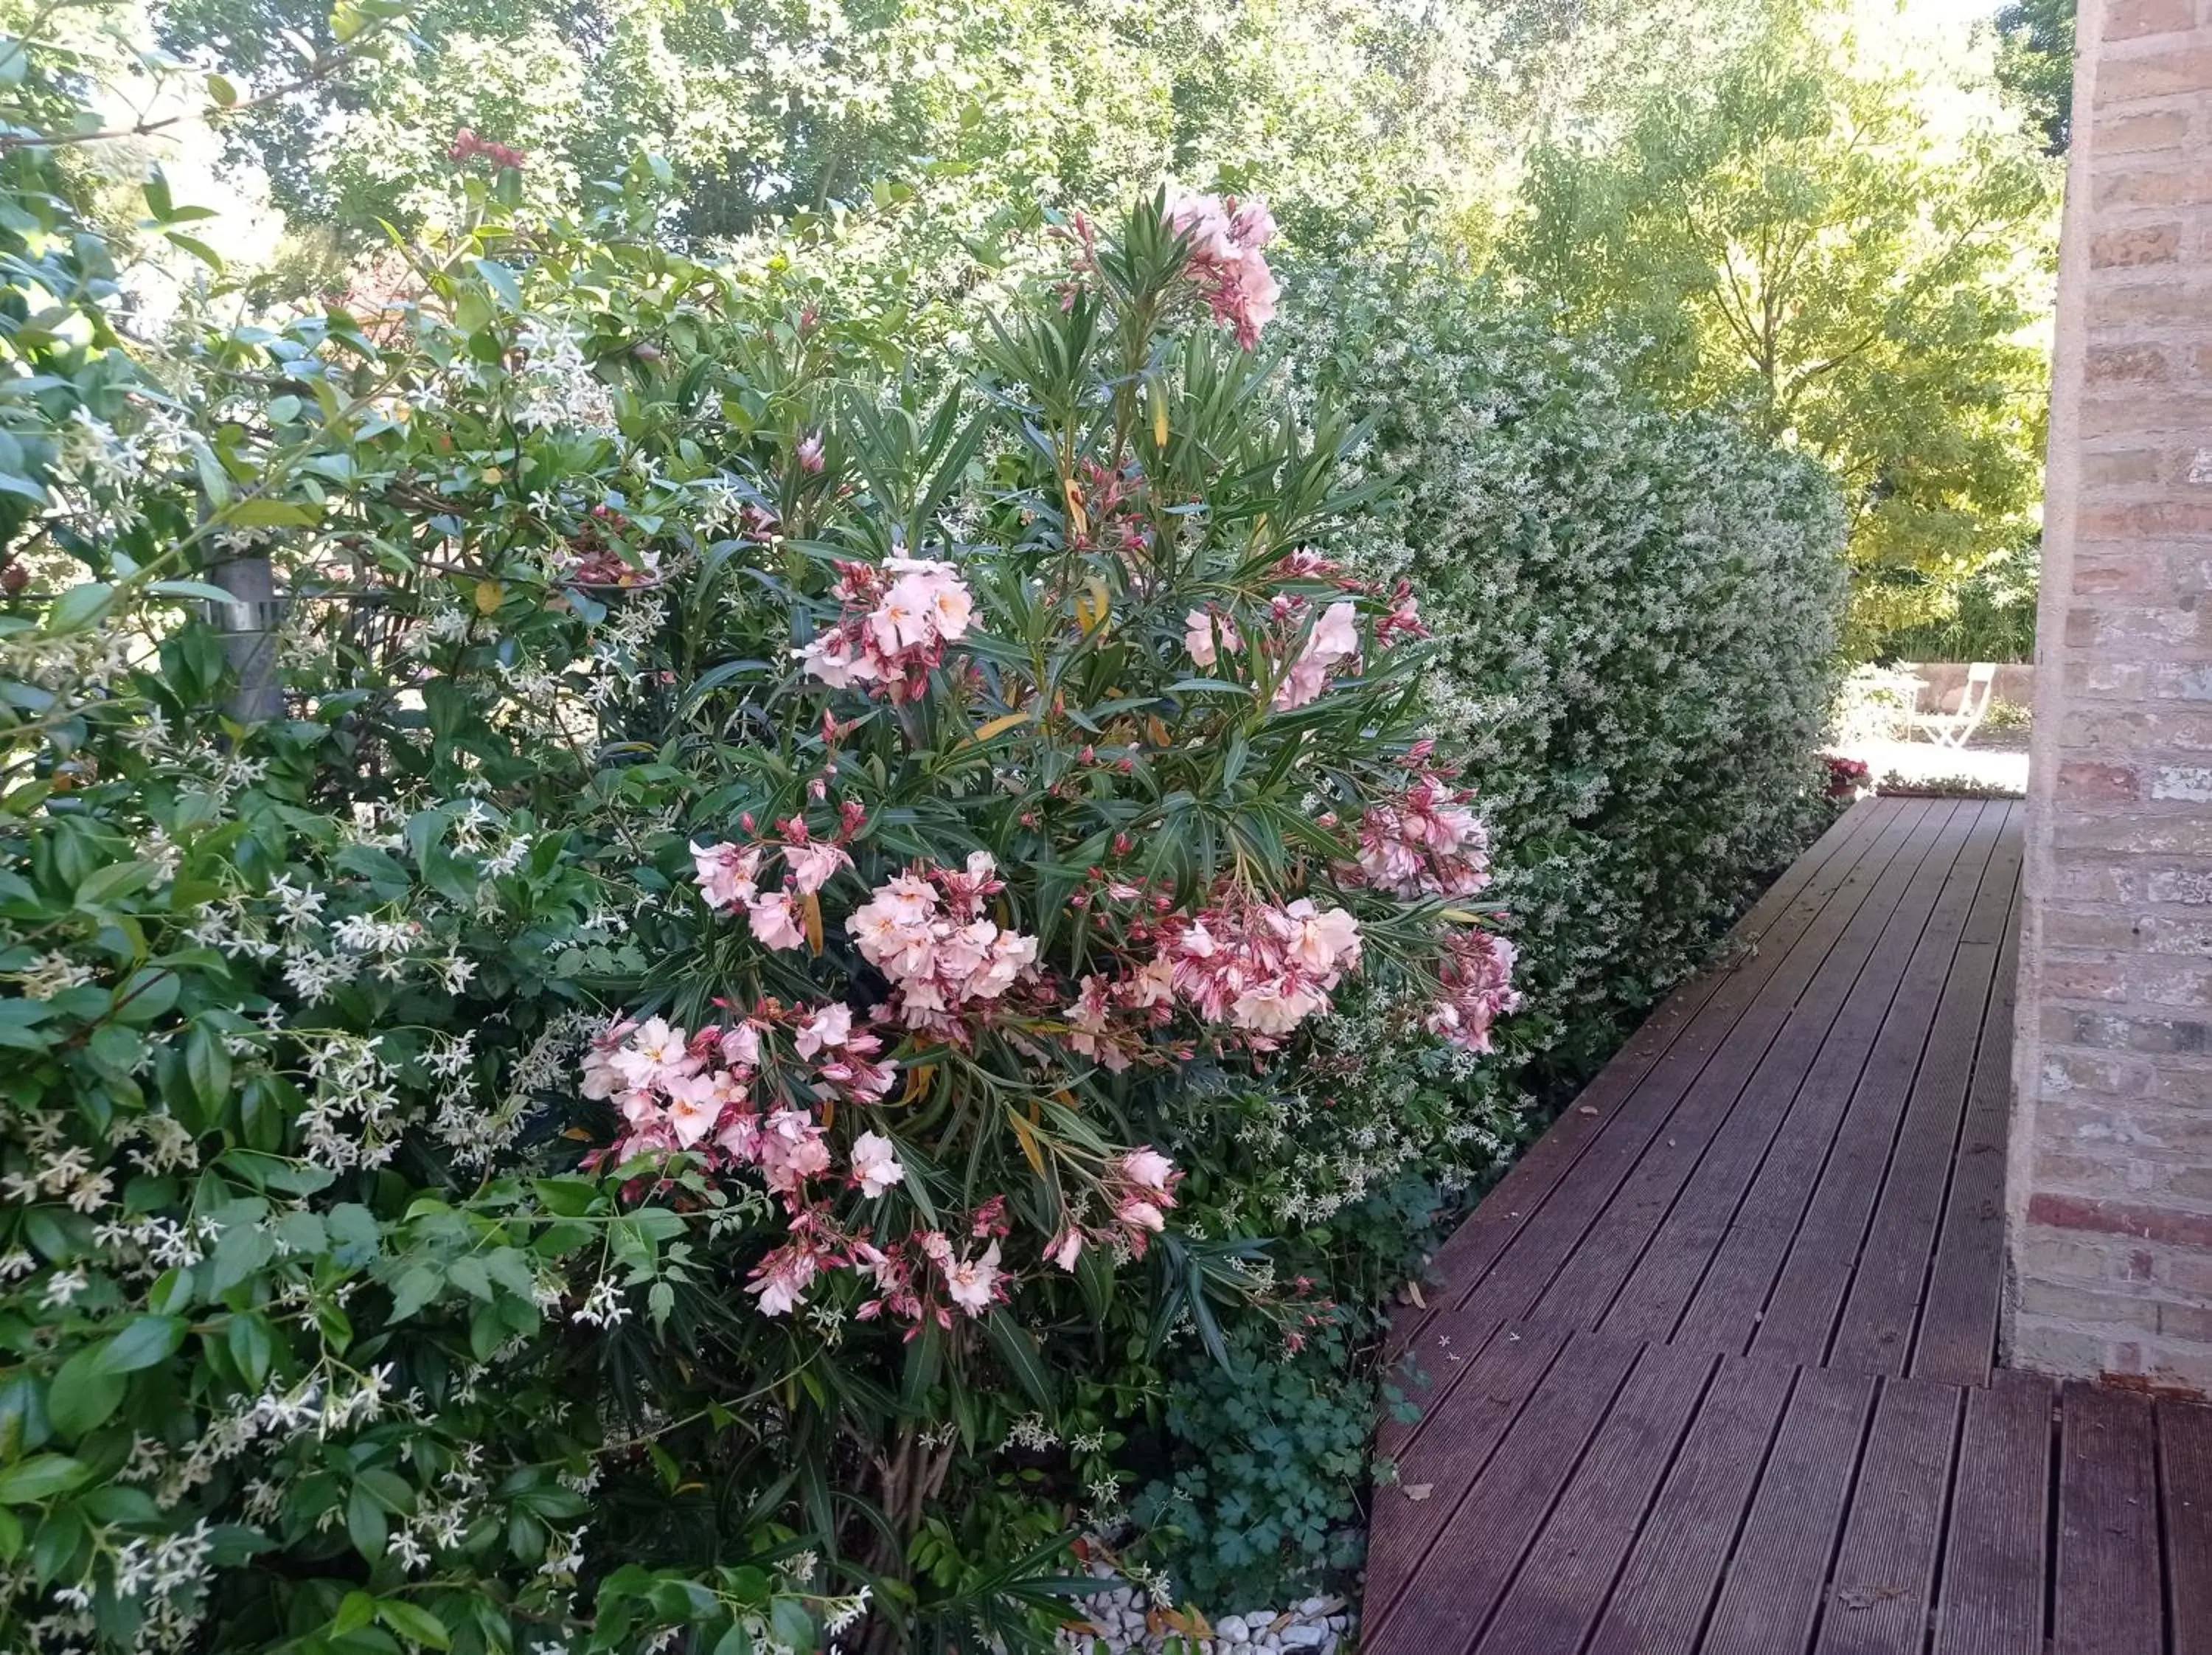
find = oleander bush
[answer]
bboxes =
[1283,254,1850,1080]
[0,15,1536,1636]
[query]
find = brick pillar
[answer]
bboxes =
[2008,0,2212,1395]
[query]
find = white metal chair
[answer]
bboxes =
[1910,662,1997,749]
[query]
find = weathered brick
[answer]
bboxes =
[2104,0,2199,39]
[2094,221,2184,267]
[2058,759,2143,802]
[2101,49,2212,103]
[2096,108,2194,151]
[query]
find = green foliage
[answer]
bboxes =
[1992,0,2077,153]
[1281,255,1849,1072]
[0,10,1526,1630]
[1871,537,2041,664]
[1504,4,2059,657]
[1133,1316,1372,1608]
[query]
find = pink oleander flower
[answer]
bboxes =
[1374,580,1430,650]
[1152,891,1363,1044]
[692,841,762,913]
[784,841,852,897]
[721,1021,762,1067]
[1120,1148,1177,1193]
[799,555,977,704]
[448,128,527,170]
[746,891,807,951]
[580,1017,639,1100]
[1049,1229,1085,1271]
[1272,600,1361,712]
[846,861,1040,1033]
[748,1237,824,1316]
[1353,771,1492,899]
[757,1106,832,1193]
[796,431,825,473]
[794,1002,855,1058]
[610,1017,698,1092]
[1425,928,1523,1054]
[850,1130,905,1198]
[1184,606,1242,668]
[1166,189,1280,349]
[940,1239,1004,1316]
[1117,1195,1167,1235]
[1272,898,1363,983]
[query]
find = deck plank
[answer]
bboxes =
[1748,805,2015,1368]
[1829,811,2025,1375]
[2055,1382,2162,1655]
[1362,1322,1568,1623]
[1700,1367,1878,1655]
[2163,1400,2212,1655]
[1405,798,1902,1344]
[1909,879,2023,1387]
[1363,803,2191,1654]
[1581,1356,1798,1655]
[1545,799,1983,1341]
[1367,1332,1641,1654]
[1613,799,1997,1350]
[1476,1342,1718,1654]
[1453,799,1955,1334]
[1933,1370,2053,1655]
[1812,1377,1964,1655]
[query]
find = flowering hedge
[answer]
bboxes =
[0,27,1522,1632]
[1281,256,1849,1076]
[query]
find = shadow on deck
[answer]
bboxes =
[1364,796,2212,1655]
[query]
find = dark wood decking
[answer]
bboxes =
[1366,797,2212,1655]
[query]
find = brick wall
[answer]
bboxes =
[2008,0,2212,1395]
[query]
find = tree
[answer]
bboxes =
[1992,0,2076,153]
[1504,8,2059,654]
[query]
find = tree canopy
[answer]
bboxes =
[1503,8,2059,650]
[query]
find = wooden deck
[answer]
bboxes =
[1365,797,2212,1655]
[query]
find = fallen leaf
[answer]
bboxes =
[1405,1483,1433,1502]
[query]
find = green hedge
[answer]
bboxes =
[1287,257,1849,1075]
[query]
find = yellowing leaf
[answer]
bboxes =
[1062,476,1089,540]
[1078,576,1111,635]
[1145,714,1171,748]
[1009,1108,1046,1177]
[898,1063,936,1105]
[968,709,1031,746]
[473,580,504,615]
[802,892,824,955]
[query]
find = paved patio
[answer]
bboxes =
[1363,797,2212,1655]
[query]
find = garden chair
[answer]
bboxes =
[1912,662,1997,749]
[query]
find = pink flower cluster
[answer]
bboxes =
[691,818,853,950]
[1048,1149,1182,1269]
[1166,190,1281,349]
[1186,594,1362,712]
[848,853,1041,1034]
[745,1202,1013,1325]
[582,1014,834,1173]
[1153,893,1362,1043]
[796,555,975,703]
[1352,768,1492,900]
[1426,928,1522,1053]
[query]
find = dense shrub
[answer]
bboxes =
[0,28,1529,1634]
[1282,256,1849,1077]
